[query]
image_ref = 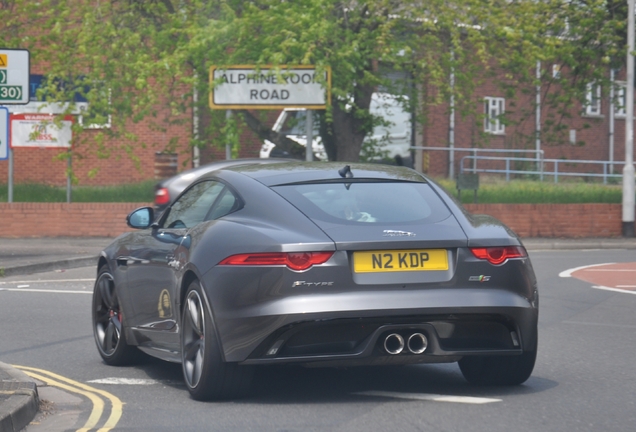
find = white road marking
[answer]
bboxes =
[563,320,636,329]
[0,288,91,294]
[0,278,95,285]
[592,285,636,295]
[582,269,636,272]
[354,390,501,404]
[617,285,636,288]
[559,263,615,278]
[87,378,159,386]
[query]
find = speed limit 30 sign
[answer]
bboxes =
[0,48,30,105]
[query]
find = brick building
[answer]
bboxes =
[420,65,632,180]
[1,63,632,186]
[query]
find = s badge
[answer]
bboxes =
[469,275,491,282]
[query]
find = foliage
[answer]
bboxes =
[0,0,629,162]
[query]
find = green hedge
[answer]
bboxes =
[435,179,623,204]
[0,181,155,203]
[0,179,626,204]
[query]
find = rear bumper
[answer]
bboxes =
[203,280,538,363]
[239,312,536,367]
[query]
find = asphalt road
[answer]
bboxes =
[1,249,635,432]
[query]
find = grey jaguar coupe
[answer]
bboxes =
[92,162,538,400]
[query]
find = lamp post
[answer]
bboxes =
[623,0,635,237]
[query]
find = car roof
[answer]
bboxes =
[159,158,292,187]
[211,161,427,186]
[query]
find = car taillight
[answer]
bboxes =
[154,187,170,206]
[470,246,527,265]
[219,252,334,271]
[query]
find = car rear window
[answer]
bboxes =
[272,181,451,224]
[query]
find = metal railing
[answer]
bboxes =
[411,146,545,178]
[411,146,626,183]
[459,155,623,184]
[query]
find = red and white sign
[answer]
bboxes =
[10,113,73,148]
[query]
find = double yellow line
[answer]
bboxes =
[13,365,123,432]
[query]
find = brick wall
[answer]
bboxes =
[464,203,622,238]
[0,202,624,238]
[0,203,150,238]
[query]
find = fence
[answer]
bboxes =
[412,146,626,183]
[459,155,624,184]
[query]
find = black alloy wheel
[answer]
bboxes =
[181,280,253,400]
[458,331,537,386]
[92,266,137,365]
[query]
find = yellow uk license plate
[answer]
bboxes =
[353,249,448,273]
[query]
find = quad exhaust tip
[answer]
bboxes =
[407,333,428,354]
[384,332,428,355]
[384,333,405,355]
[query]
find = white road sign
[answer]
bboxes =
[11,113,73,148]
[0,48,30,104]
[0,107,8,159]
[210,65,330,109]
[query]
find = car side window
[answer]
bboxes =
[163,181,225,229]
[206,188,239,221]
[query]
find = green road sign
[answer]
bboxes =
[0,85,22,101]
[0,48,30,104]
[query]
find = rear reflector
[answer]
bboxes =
[470,246,526,265]
[219,252,334,271]
[154,187,170,206]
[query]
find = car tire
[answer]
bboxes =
[92,266,138,366]
[181,280,254,401]
[458,345,537,386]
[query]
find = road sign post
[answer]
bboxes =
[209,65,330,161]
[0,107,7,160]
[0,48,30,105]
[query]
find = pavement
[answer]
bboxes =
[0,237,112,432]
[1,235,636,430]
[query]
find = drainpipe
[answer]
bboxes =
[192,74,200,168]
[449,53,455,179]
[536,61,541,175]
[622,0,635,237]
[609,69,615,175]
[414,83,424,174]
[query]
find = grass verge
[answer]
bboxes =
[434,178,623,204]
[0,181,155,203]
[0,179,625,204]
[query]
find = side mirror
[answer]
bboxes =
[126,207,155,229]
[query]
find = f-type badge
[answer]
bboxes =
[469,275,491,282]
[383,230,416,237]
[292,281,334,288]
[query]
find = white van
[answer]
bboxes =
[260,93,412,165]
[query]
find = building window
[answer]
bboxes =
[614,81,626,118]
[79,110,112,129]
[584,83,602,116]
[78,87,112,129]
[552,64,561,79]
[484,97,505,134]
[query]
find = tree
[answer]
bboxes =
[0,0,629,162]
